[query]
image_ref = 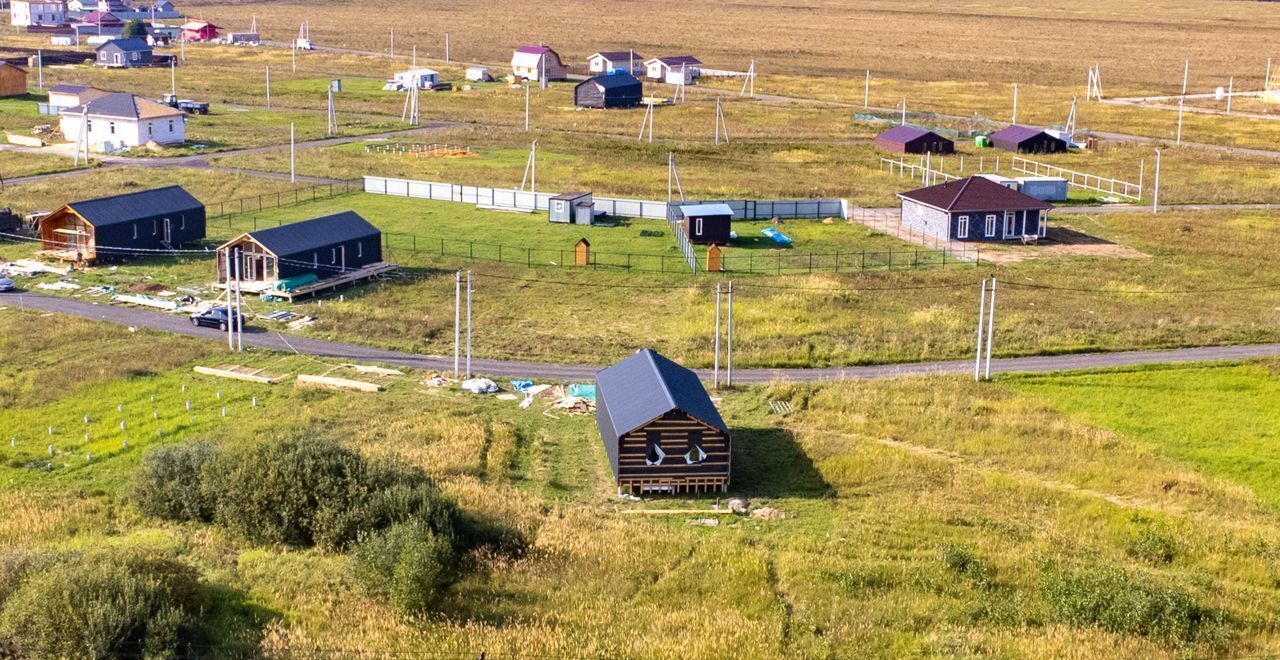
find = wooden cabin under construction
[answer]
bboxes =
[37,185,205,262]
[214,211,383,285]
[596,348,731,494]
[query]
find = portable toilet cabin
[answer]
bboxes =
[549,192,594,225]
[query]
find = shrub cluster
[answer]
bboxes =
[0,550,202,658]
[1039,561,1225,646]
[133,435,503,614]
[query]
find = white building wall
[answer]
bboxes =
[61,113,184,152]
[899,199,949,241]
[12,1,68,26]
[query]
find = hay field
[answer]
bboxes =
[183,0,1280,92]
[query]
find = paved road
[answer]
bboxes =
[10,293,1280,383]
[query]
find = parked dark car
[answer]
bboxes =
[190,306,241,331]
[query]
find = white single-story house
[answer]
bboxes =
[645,56,702,85]
[46,83,108,112]
[587,50,644,76]
[60,92,186,152]
[384,68,439,91]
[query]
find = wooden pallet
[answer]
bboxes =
[194,364,287,384]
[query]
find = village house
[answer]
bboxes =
[574,74,642,109]
[587,51,644,76]
[214,211,384,285]
[988,125,1068,154]
[95,38,153,68]
[596,348,732,494]
[874,125,955,154]
[181,20,219,42]
[897,175,1052,242]
[645,56,702,85]
[38,185,205,262]
[60,92,185,152]
[510,45,567,82]
[10,0,69,28]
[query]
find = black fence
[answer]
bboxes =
[207,180,362,219]
[377,231,976,275]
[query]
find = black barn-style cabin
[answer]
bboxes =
[595,348,731,494]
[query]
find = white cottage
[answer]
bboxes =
[587,51,644,76]
[60,92,185,152]
[644,56,702,85]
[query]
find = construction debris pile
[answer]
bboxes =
[451,377,598,418]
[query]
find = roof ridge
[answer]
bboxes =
[947,176,974,209]
[643,349,679,414]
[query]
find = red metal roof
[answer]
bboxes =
[897,176,1053,212]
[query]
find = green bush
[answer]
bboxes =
[133,442,218,522]
[1127,527,1179,565]
[939,542,993,588]
[0,551,202,659]
[122,18,148,39]
[351,522,455,614]
[1040,561,1225,646]
[201,435,457,551]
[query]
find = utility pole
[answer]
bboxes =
[170,58,176,97]
[453,271,461,378]
[445,33,450,63]
[524,84,530,132]
[1176,97,1184,145]
[900,97,906,125]
[265,64,271,109]
[864,69,870,108]
[974,277,987,381]
[1012,83,1018,124]
[465,270,472,378]
[713,283,721,388]
[37,50,42,89]
[984,276,996,380]
[389,28,394,57]
[1181,59,1189,95]
[726,281,734,387]
[234,251,243,352]
[1227,76,1233,114]
[1152,149,1161,213]
[412,45,417,67]
[225,249,234,351]
[290,123,296,183]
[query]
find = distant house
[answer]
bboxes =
[510,45,566,82]
[66,0,92,10]
[59,92,185,152]
[645,56,701,85]
[10,0,69,28]
[180,20,218,41]
[38,185,205,262]
[79,9,123,26]
[874,125,954,155]
[988,125,1068,154]
[680,203,733,245]
[574,74,642,109]
[214,211,383,284]
[384,68,439,91]
[95,38,151,67]
[897,175,1052,242]
[0,63,28,98]
[587,50,643,76]
[595,348,731,494]
[548,192,594,224]
[45,83,108,111]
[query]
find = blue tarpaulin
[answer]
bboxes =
[761,227,793,245]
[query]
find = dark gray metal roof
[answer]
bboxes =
[98,38,151,53]
[583,73,641,90]
[595,348,727,439]
[68,185,202,228]
[246,211,380,257]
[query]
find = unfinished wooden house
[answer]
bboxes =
[38,185,205,262]
[214,211,387,295]
[596,348,731,494]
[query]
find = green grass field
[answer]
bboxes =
[3,308,1280,656]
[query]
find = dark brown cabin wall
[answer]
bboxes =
[615,415,731,482]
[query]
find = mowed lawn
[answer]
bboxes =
[1008,363,1280,508]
